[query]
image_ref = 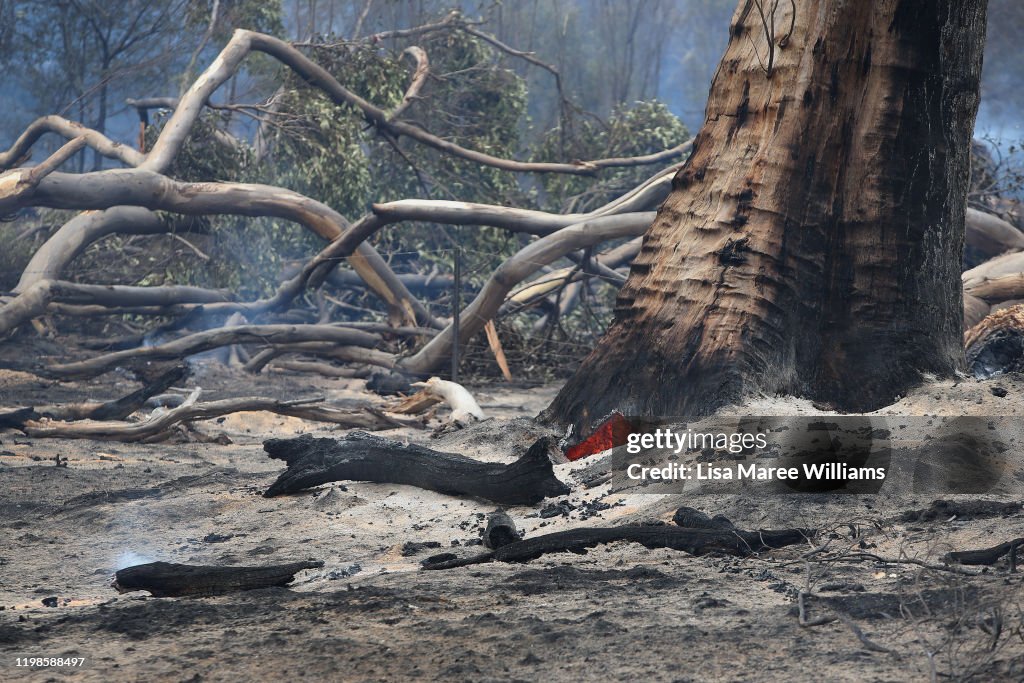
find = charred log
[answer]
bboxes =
[263,432,569,505]
[945,538,1023,568]
[112,560,323,597]
[965,304,1024,378]
[483,510,520,549]
[422,523,811,570]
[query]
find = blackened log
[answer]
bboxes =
[263,432,569,505]
[484,510,519,549]
[945,537,1024,567]
[112,560,323,597]
[672,506,736,530]
[422,524,811,570]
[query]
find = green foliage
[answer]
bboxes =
[117,15,689,359]
[185,0,284,39]
[268,44,406,219]
[536,100,688,213]
[265,30,534,288]
[142,112,303,299]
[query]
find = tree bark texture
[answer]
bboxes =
[547,0,988,425]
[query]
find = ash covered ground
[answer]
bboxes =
[1,337,1023,682]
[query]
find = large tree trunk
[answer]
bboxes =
[546,0,987,425]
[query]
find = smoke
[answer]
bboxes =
[114,550,154,571]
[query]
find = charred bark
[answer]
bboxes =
[422,523,811,570]
[262,432,569,505]
[546,0,988,424]
[964,304,1024,378]
[112,560,323,597]
[944,537,1023,567]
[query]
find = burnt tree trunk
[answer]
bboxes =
[546,0,987,425]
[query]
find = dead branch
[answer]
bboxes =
[0,167,430,328]
[401,212,654,374]
[151,29,691,176]
[46,324,381,379]
[25,364,191,423]
[0,115,144,170]
[243,342,398,374]
[269,360,360,378]
[263,432,569,504]
[0,279,231,339]
[0,136,87,205]
[964,304,1024,377]
[16,207,168,291]
[22,393,409,441]
[388,46,429,121]
[944,537,1023,568]
[369,162,679,236]
[422,524,812,570]
[483,510,520,549]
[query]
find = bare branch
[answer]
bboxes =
[0,116,145,170]
[47,324,383,379]
[401,212,655,374]
[22,395,410,441]
[387,46,429,121]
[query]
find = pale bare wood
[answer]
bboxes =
[47,324,382,379]
[22,394,413,441]
[483,320,513,381]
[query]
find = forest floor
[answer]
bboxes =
[1,336,1023,682]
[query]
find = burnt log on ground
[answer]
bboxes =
[484,510,520,549]
[945,537,1024,568]
[112,560,323,597]
[965,304,1024,378]
[263,432,569,505]
[421,524,812,570]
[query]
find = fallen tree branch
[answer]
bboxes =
[964,304,1024,378]
[401,212,654,374]
[27,364,191,423]
[16,207,169,292]
[0,115,144,170]
[0,136,87,205]
[422,524,812,570]
[262,432,569,504]
[0,280,232,339]
[47,324,381,379]
[388,46,429,121]
[22,394,411,441]
[243,342,398,374]
[966,207,1024,260]
[944,537,1023,568]
[149,29,691,176]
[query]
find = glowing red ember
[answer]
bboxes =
[563,411,637,461]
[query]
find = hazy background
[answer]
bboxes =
[1,0,1019,163]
